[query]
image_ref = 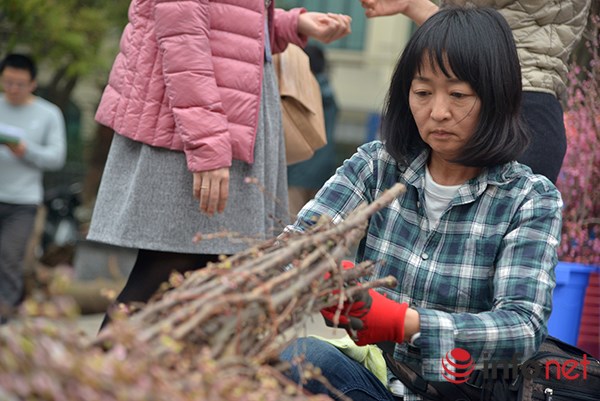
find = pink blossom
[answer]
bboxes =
[556,18,600,266]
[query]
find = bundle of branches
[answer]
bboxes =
[1,313,330,401]
[0,183,405,401]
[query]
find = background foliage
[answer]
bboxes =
[0,0,129,190]
[0,0,128,111]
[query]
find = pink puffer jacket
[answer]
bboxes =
[95,0,306,172]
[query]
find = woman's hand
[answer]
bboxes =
[359,0,410,18]
[321,288,411,346]
[297,12,352,44]
[193,167,230,216]
[359,0,438,25]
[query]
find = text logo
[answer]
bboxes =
[441,348,591,383]
[442,348,475,384]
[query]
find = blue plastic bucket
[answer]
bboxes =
[547,262,597,345]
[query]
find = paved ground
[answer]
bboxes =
[76,313,104,337]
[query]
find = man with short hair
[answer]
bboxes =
[0,53,66,322]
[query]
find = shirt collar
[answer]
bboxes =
[400,150,529,204]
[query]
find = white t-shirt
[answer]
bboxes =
[423,166,461,230]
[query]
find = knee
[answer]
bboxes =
[280,337,343,382]
[281,337,337,363]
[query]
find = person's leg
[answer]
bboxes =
[518,91,566,184]
[99,250,222,331]
[0,203,37,318]
[280,337,396,401]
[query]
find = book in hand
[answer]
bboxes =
[0,122,25,144]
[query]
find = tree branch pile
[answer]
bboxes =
[0,184,406,401]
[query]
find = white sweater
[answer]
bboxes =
[0,96,66,205]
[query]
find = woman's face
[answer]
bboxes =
[409,56,481,161]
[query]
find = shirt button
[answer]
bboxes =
[421,252,429,260]
[416,201,421,208]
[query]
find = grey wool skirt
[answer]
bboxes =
[87,61,289,255]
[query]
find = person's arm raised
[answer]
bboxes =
[359,0,439,25]
[297,12,352,44]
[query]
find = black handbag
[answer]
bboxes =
[381,336,600,401]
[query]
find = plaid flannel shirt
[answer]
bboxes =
[290,141,562,388]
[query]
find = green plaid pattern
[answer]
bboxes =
[291,141,562,384]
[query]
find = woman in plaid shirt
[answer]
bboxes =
[281,5,562,401]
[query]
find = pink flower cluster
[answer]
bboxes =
[556,16,600,266]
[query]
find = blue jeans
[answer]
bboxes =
[280,337,397,401]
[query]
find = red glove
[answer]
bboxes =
[321,288,409,346]
[323,259,356,281]
[320,260,363,330]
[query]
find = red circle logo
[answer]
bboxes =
[441,348,475,384]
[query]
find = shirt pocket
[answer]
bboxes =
[449,237,498,311]
[460,237,499,270]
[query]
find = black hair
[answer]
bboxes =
[380,6,529,167]
[0,53,37,80]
